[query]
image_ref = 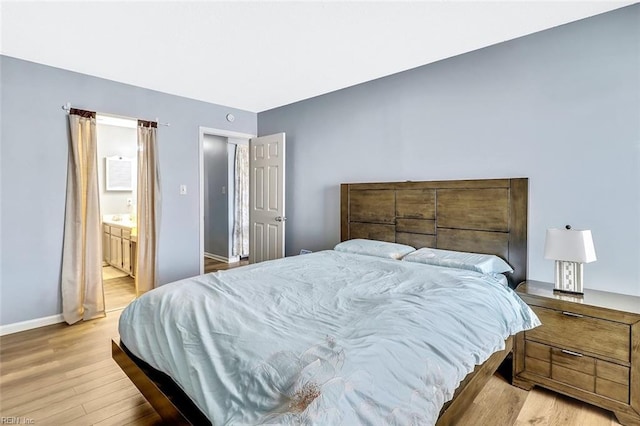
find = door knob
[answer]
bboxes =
[275,216,287,222]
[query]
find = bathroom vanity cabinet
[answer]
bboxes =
[103,221,136,277]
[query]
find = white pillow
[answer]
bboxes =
[334,239,415,260]
[402,247,513,274]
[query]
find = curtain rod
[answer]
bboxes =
[61,103,170,127]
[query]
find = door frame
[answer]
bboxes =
[198,127,256,274]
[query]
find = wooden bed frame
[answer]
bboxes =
[340,178,528,288]
[113,177,528,425]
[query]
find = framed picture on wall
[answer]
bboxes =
[106,156,133,191]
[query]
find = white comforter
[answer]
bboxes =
[119,250,539,425]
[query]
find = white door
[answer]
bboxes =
[249,133,286,263]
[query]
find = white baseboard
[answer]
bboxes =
[0,314,65,336]
[204,252,240,263]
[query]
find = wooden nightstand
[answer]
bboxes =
[513,280,640,425]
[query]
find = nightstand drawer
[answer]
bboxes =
[597,360,629,385]
[527,340,551,362]
[524,340,551,377]
[526,306,630,363]
[552,348,595,375]
[523,340,631,404]
[552,363,594,393]
[596,359,630,403]
[596,378,629,403]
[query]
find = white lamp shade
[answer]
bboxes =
[544,228,597,263]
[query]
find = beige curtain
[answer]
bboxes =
[232,144,249,257]
[61,110,105,324]
[135,122,161,295]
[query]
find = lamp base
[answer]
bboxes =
[553,288,584,296]
[554,260,584,294]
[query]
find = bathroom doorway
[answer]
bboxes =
[96,114,137,311]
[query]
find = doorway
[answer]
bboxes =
[96,114,137,311]
[199,127,255,274]
[203,134,231,262]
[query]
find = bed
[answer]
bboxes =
[113,177,537,425]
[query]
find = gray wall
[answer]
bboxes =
[258,5,640,296]
[0,55,256,325]
[97,123,137,217]
[203,134,229,258]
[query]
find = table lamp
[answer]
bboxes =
[544,225,596,294]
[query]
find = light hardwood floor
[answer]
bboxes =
[0,260,622,425]
[456,367,621,426]
[104,276,136,312]
[0,310,161,425]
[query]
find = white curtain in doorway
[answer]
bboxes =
[61,110,106,324]
[135,121,161,295]
[232,144,249,257]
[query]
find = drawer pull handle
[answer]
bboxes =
[561,349,583,357]
[562,311,584,318]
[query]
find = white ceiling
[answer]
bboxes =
[0,1,634,113]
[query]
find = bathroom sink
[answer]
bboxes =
[103,215,136,229]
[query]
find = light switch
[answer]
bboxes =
[222,186,226,194]
[179,185,187,195]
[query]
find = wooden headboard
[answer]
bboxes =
[340,178,528,287]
